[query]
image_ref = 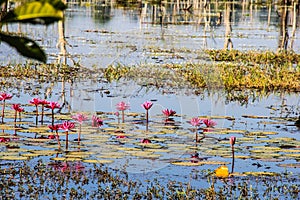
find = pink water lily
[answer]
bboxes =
[190,117,202,142]
[190,117,202,127]
[12,104,24,127]
[47,101,61,110]
[12,104,24,113]
[116,101,130,123]
[0,92,12,123]
[60,121,75,131]
[49,124,62,149]
[30,98,41,125]
[116,135,127,139]
[47,101,61,126]
[92,115,103,127]
[141,138,151,144]
[230,136,236,147]
[142,101,153,130]
[29,98,40,106]
[142,101,153,110]
[0,93,12,101]
[202,118,217,128]
[39,99,49,125]
[60,121,75,150]
[72,113,89,124]
[116,101,130,111]
[162,109,176,118]
[72,113,88,143]
[230,136,236,173]
[0,137,10,142]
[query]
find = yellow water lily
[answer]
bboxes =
[215,165,229,178]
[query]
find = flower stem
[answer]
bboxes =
[78,124,81,143]
[146,110,149,131]
[35,105,38,126]
[66,131,69,150]
[122,110,125,123]
[1,100,5,123]
[52,109,54,127]
[231,146,235,173]
[14,110,17,128]
[41,104,44,125]
[56,130,61,149]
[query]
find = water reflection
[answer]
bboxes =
[60,0,300,67]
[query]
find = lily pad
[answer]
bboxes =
[83,159,114,164]
[243,171,280,176]
[0,155,28,160]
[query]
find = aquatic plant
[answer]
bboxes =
[141,138,151,143]
[190,117,202,142]
[29,97,41,126]
[0,92,12,123]
[12,104,24,127]
[202,118,217,128]
[46,101,61,127]
[230,136,236,173]
[191,152,201,163]
[92,115,103,127]
[215,165,229,178]
[162,108,176,119]
[142,101,153,130]
[116,101,130,123]
[115,111,120,124]
[38,99,49,125]
[59,121,75,150]
[49,124,62,149]
[72,113,88,142]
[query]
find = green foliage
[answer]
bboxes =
[0,33,46,63]
[0,0,67,63]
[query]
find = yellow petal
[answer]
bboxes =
[215,165,229,178]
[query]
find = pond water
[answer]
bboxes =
[0,0,300,199]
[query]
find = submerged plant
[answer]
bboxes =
[116,101,130,123]
[0,92,12,123]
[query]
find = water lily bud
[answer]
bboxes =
[230,136,236,146]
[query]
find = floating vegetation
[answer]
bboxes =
[101,50,300,94]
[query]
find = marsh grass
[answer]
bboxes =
[103,50,300,92]
[0,160,299,199]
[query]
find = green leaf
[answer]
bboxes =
[0,33,46,63]
[1,1,66,25]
